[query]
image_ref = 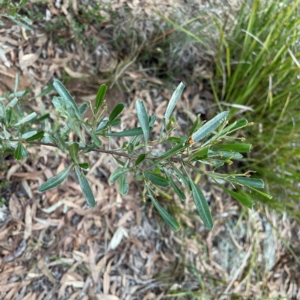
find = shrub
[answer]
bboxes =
[0,76,271,231]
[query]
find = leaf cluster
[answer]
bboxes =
[0,77,271,231]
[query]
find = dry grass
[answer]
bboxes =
[0,0,299,299]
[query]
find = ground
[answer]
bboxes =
[0,1,299,299]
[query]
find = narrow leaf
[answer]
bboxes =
[189,146,209,161]
[164,82,185,122]
[52,133,68,152]
[8,16,32,30]
[79,102,89,116]
[144,171,169,187]
[38,165,72,192]
[25,131,44,141]
[188,115,201,136]
[96,118,108,132]
[192,111,229,142]
[208,150,243,159]
[221,185,253,209]
[170,162,191,190]
[146,186,180,232]
[166,137,183,144]
[151,143,187,167]
[109,167,130,184]
[223,119,248,135]
[118,173,129,195]
[226,177,264,189]
[106,127,143,137]
[136,100,149,146]
[14,143,28,160]
[36,114,50,122]
[212,143,252,153]
[86,129,102,147]
[95,84,107,114]
[14,112,37,126]
[109,118,121,127]
[165,173,186,200]
[244,186,272,199]
[190,180,213,229]
[75,166,96,207]
[78,163,90,169]
[67,119,85,143]
[21,131,37,139]
[6,97,18,108]
[31,85,54,99]
[53,80,81,119]
[135,153,146,166]
[68,143,79,164]
[109,103,125,122]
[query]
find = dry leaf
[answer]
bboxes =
[24,205,32,240]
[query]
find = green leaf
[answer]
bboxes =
[69,143,79,164]
[106,127,143,137]
[25,131,44,141]
[82,125,102,147]
[31,85,54,99]
[136,100,149,146]
[96,118,108,132]
[112,155,125,166]
[36,113,50,122]
[211,143,252,153]
[226,176,264,189]
[118,173,129,195]
[144,171,169,187]
[150,143,187,168]
[165,172,186,200]
[21,131,37,139]
[146,186,180,231]
[38,165,72,192]
[108,118,121,127]
[79,102,89,116]
[222,185,253,209]
[95,84,107,115]
[90,131,102,147]
[109,167,131,184]
[135,153,146,166]
[7,16,32,31]
[78,163,90,169]
[190,180,213,229]
[127,143,134,154]
[188,115,201,136]
[0,102,7,122]
[53,80,81,119]
[67,119,85,143]
[14,112,37,126]
[6,97,18,108]
[192,111,229,142]
[166,137,184,144]
[75,166,96,207]
[14,142,28,160]
[109,103,125,122]
[222,119,248,135]
[244,185,272,199]
[149,115,156,126]
[189,146,209,161]
[164,82,185,122]
[52,133,68,152]
[208,150,243,159]
[170,162,191,190]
